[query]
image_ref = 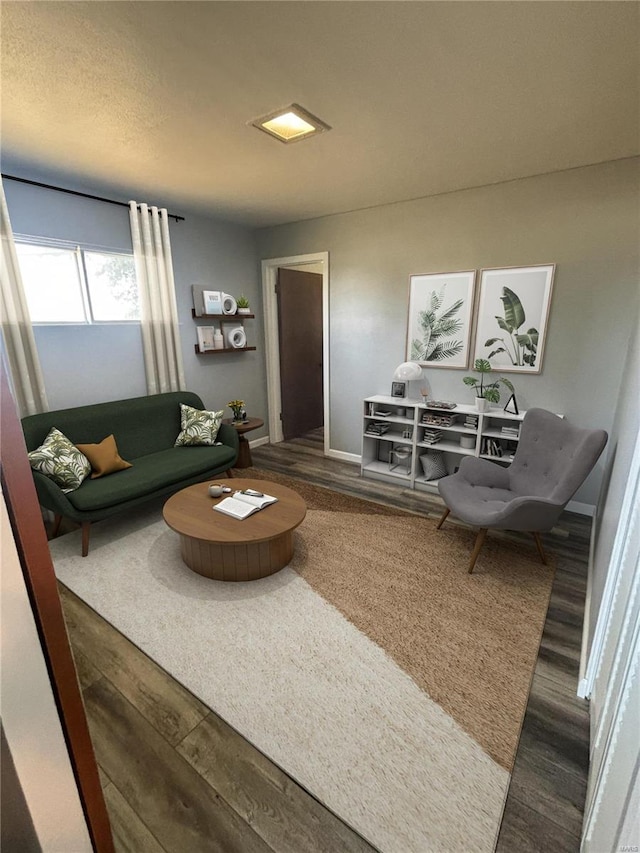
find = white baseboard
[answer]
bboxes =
[577,677,590,700]
[250,443,595,517]
[326,449,361,465]
[566,500,595,517]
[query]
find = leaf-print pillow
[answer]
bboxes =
[174,404,224,447]
[28,427,91,492]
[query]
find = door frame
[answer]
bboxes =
[261,252,329,452]
[580,427,640,699]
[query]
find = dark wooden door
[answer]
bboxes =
[276,268,324,440]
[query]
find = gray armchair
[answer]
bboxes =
[437,408,608,573]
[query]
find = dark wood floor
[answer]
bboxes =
[58,428,590,852]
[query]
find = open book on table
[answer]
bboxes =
[213,490,278,520]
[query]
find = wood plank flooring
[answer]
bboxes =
[57,427,590,851]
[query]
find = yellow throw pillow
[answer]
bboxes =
[75,434,132,479]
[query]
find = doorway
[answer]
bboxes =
[277,267,323,440]
[261,252,329,454]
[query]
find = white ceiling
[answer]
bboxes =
[1,1,638,228]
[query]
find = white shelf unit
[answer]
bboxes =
[361,395,525,492]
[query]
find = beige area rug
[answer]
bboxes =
[51,470,555,852]
[244,467,555,771]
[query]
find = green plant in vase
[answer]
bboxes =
[463,359,514,410]
[236,295,250,313]
[227,399,245,422]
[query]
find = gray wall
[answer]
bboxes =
[588,318,639,655]
[256,158,640,505]
[4,180,268,429]
[170,211,266,421]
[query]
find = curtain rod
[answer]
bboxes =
[1,174,185,222]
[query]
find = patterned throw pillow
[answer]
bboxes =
[28,427,91,492]
[174,404,224,446]
[419,450,448,481]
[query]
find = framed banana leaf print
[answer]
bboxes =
[406,270,476,369]
[473,264,556,374]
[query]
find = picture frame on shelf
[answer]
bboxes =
[391,381,406,398]
[202,290,223,315]
[472,264,556,374]
[406,270,476,369]
[191,285,205,317]
[196,326,216,352]
[503,393,519,415]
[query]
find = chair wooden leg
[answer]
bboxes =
[81,522,91,557]
[51,513,63,539]
[436,508,450,529]
[532,531,548,565]
[225,469,234,478]
[469,528,488,574]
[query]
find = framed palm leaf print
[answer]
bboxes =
[406,270,476,369]
[472,264,555,374]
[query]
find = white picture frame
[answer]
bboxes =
[472,264,556,374]
[406,270,476,369]
[202,290,223,315]
[197,326,216,352]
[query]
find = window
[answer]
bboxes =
[15,240,139,323]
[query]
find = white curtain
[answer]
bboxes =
[129,202,186,395]
[0,179,49,416]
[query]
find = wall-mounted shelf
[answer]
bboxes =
[192,309,255,320]
[192,307,256,354]
[194,345,256,355]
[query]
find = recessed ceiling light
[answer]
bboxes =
[251,103,331,144]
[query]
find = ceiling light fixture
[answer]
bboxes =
[251,103,331,144]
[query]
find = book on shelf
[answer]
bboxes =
[483,439,503,457]
[464,415,479,429]
[421,413,458,427]
[422,429,442,444]
[366,423,390,435]
[373,410,391,417]
[500,426,520,438]
[213,490,278,519]
[426,401,456,410]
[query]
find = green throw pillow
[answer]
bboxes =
[174,404,224,447]
[28,427,91,493]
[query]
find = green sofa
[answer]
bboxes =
[21,391,239,556]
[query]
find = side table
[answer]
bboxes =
[222,417,264,468]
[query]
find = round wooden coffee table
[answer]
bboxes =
[163,479,306,581]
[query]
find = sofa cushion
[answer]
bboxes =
[174,404,223,446]
[28,427,92,493]
[76,434,132,479]
[67,445,237,512]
